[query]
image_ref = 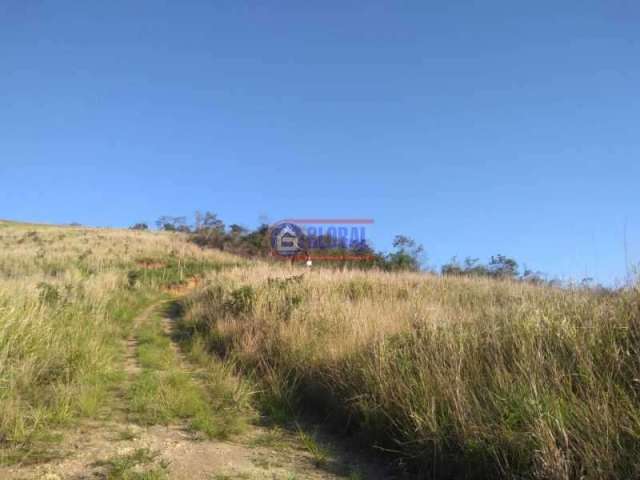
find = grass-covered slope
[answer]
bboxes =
[181,264,640,479]
[3,220,639,478]
[0,221,238,456]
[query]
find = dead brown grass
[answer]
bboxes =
[182,263,640,479]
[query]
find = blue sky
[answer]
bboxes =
[1,1,638,284]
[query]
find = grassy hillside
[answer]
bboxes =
[0,220,238,459]
[2,220,639,479]
[181,264,640,479]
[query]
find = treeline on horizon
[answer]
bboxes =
[128,211,599,288]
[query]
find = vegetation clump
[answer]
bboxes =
[182,264,640,479]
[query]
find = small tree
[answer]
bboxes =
[462,257,490,276]
[202,211,225,233]
[522,268,546,284]
[488,254,519,279]
[190,211,226,249]
[386,235,424,271]
[156,216,188,232]
[229,224,248,236]
[130,223,149,231]
[441,256,464,276]
[242,224,270,255]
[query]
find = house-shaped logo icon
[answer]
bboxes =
[275,225,300,254]
[271,223,303,256]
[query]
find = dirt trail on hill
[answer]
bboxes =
[123,303,158,377]
[0,296,393,480]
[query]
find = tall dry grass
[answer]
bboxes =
[0,221,235,452]
[183,264,640,479]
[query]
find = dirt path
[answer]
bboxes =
[124,303,158,377]
[0,299,392,480]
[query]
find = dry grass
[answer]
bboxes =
[182,263,640,479]
[0,221,237,457]
[3,219,639,478]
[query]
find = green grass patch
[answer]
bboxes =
[0,292,160,465]
[127,257,239,290]
[296,424,330,467]
[128,307,249,439]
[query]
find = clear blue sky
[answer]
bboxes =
[1,1,638,284]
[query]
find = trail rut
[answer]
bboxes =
[0,297,393,480]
